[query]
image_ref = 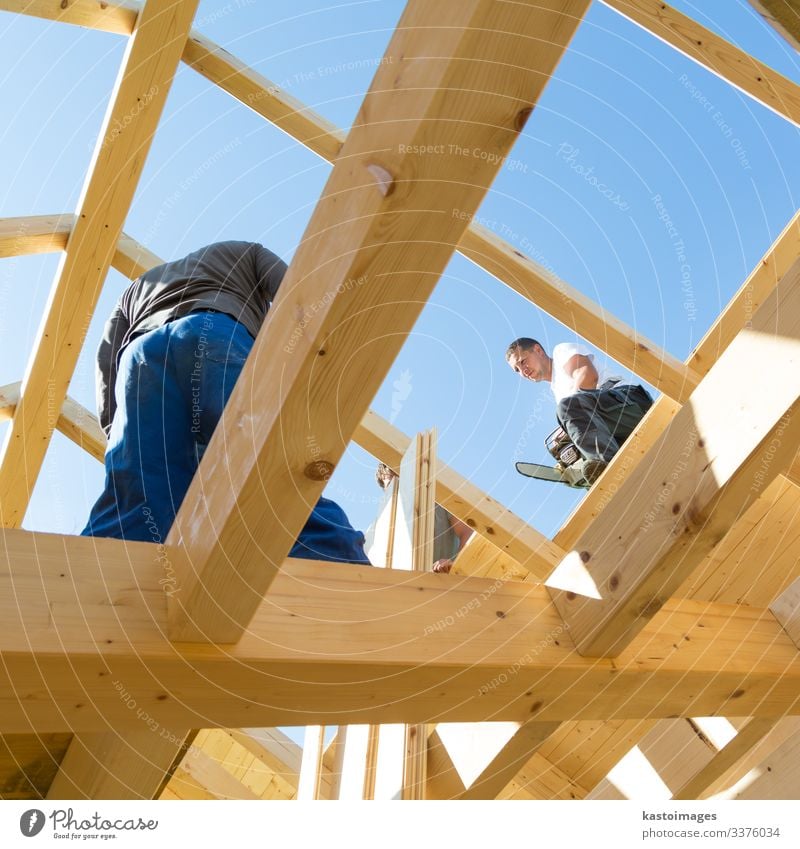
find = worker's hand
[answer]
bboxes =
[433,558,453,574]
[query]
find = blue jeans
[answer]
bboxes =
[83,311,370,565]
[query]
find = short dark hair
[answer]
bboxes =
[505,337,542,361]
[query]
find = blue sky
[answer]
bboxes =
[1,0,799,543]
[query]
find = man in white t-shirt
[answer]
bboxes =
[505,337,653,483]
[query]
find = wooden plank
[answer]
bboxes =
[0,214,73,258]
[549,259,800,656]
[355,410,563,578]
[730,724,800,799]
[500,751,589,799]
[0,382,107,462]
[0,0,200,529]
[0,0,138,34]
[0,733,72,799]
[457,720,561,800]
[167,0,590,643]
[4,532,800,731]
[46,730,192,800]
[182,31,345,162]
[601,0,800,127]
[451,533,532,582]
[297,725,326,800]
[176,747,258,800]
[673,718,780,800]
[399,432,435,799]
[426,730,467,799]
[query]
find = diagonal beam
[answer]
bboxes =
[456,223,699,401]
[166,0,592,643]
[2,3,690,400]
[550,257,800,656]
[457,720,561,800]
[3,530,800,733]
[0,0,200,528]
[601,0,800,127]
[46,730,193,799]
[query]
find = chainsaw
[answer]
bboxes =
[515,426,592,489]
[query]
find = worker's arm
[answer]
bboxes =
[432,515,474,574]
[563,353,598,391]
[96,302,130,436]
[254,243,288,304]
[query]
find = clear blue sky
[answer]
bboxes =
[2,0,799,543]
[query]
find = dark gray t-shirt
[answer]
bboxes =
[97,240,287,434]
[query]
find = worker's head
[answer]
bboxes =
[505,337,551,382]
[376,462,397,490]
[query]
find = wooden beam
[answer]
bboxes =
[601,0,800,127]
[182,31,346,162]
[47,730,193,799]
[4,531,800,732]
[174,746,258,799]
[0,214,73,258]
[355,410,563,578]
[0,0,138,34]
[166,0,590,643]
[0,0,200,528]
[297,726,326,800]
[426,730,467,799]
[457,720,561,800]
[550,259,800,656]
[672,718,781,800]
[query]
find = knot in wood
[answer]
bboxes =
[304,460,335,481]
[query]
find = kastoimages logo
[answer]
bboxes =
[19,810,46,837]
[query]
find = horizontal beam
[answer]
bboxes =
[2,530,800,733]
[0,213,73,258]
[601,0,800,127]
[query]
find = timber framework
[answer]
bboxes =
[1,0,800,801]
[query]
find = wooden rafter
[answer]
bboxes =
[165,0,591,643]
[46,730,193,800]
[0,0,200,528]
[601,0,800,127]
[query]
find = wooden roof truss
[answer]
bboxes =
[1,0,800,801]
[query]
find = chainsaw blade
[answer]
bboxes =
[515,461,589,489]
